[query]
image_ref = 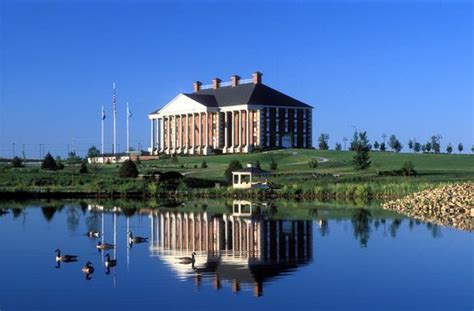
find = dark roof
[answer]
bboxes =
[183,83,311,109]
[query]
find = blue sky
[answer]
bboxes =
[0,0,472,157]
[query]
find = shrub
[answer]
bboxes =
[401,161,417,176]
[225,160,242,182]
[11,156,24,168]
[79,162,88,174]
[269,158,278,170]
[308,159,318,169]
[57,162,65,170]
[170,154,179,164]
[201,160,208,168]
[41,153,58,171]
[119,160,139,178]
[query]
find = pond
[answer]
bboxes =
[0,200,471,310]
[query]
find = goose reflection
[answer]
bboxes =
[149,200,313,297]
[82,261,94,280]
[55,249,78,264]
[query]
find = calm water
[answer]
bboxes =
[0,201,471,311]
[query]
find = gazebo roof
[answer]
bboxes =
[232,167,269,176]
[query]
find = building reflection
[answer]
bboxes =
[148,200,313,296]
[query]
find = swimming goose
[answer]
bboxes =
[96,241,115,250]
[87,231,100,238]
[82,261,94,274]
[55,249,78,262]
[128,231,148,244]
[177,252,196,264]
[104,254,117,268]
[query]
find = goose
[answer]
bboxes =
[87,231,100,238]
[55,249,78,262]
[128,231,148,244]
[82,261,94,274]
[177,252,196,265]
[96,241,115,250]
[104,254,117,268]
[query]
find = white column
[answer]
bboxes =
[179,115,183,151]
[224,112,228,151]
[150,119,154,153]
[160,118,164,152]
[185,114,189,153]
[238,110,242,151]
[205,112,209,152]
[198,112,202,152]
[155,119,159,151]
[166,116,171,154]
[191,114,195,153]
[231,111,235,149]
[246,109,250,150]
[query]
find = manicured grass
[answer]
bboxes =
[0,149,472,199]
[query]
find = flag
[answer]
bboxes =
[127,104,132,118]
[101,106,106,120]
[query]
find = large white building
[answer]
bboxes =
[148,72,313,155]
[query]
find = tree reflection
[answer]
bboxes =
[66,206,80,232]
[41,206,57,222]
[11,208,22,218]
[389,219,402,238]
[351,208,371,247]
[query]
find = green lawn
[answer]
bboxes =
[0,149,472,198]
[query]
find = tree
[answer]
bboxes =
[352,131,371,170]
[389,135,402,153]
[79,162,88,174]
[308,159,318,169]
[446,143,453,154]
[41,153,58,171]
[201,160,208,168]
[471,145,474,153]
[349,131,359,151]
[11,156,24,168]
[318,133,330,150]
[379,142,386,152]
[87,146,101,158]
[373,141,380,151]
[67,152,82,164]
[431,136,440,154]
[225,160,242,183]
[458,143,463,153]
[414,142,421,153]
[254,160,261,169]
[119,160,139,178]
[401,161,416,176]
[425,142,432,153]
[335,143,342,151]
[421,144,427,153]
[269,158,278,170]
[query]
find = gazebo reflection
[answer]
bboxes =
[148,200,313,296]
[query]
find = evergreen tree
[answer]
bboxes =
[379,142,386,152]
[335,143,342,151]
[87,145,101,158]
[318,133,330,150]
[425,142,432,153]
[201,160,208,168]
[457,143,463,153]
[352,131,371,170]
[389,135,402,152]
[431,135,441,154]
[41,153,58,171]
[414,142,421,153]
[79,162,88,174]
[349,131,358,151]
[373,141,380,150]
[11,156,24,168]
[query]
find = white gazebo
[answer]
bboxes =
[232,164,270,189]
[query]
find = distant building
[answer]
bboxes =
[148,72,313,155]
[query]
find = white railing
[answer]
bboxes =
[199,78,253,90]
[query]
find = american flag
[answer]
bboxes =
[101,106,106,120]
[112,82,117,116]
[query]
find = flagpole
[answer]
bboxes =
[113,82,117,154]
[126,102,130,153]
[101,106,105,155]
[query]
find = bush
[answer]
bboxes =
[79,162,88,174]
[170,154,179,164]
[119,160,139,178]
[308,159,318,169]
[41,153,58,171]
[11,156,24,168]
[201,160,208,168]
[57,162,65,170]
[270,158,278,170]
[225,160,242,182]
[401,161,417,176]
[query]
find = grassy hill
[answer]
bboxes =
[0,149,472,199]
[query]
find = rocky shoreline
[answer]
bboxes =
[382,183,473,232]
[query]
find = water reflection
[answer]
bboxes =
[148,200,313,297]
